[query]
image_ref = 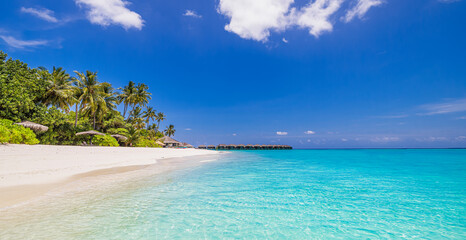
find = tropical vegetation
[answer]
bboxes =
[0,51,175,147]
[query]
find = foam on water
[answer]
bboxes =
[1,149,465,239]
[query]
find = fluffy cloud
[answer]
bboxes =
[276,131,288,135]
[304,130,316,134]
[75,0,144,30]
[20,7,58,23]
[184,10,202,18]
[0,35,48,49]
[343,0,383,23]
[218,0,293,41]
[296,0,343,37]
[218,0,383,41]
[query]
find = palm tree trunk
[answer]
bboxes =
[123,104,128,118]
[93,112,96,130]
[74,104,79,127]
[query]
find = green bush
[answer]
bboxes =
[135,138,161,148]
[92,135,119,147]
[0,119,39,144]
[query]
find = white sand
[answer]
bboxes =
[0,144,219,188]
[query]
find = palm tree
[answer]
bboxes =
[133,83,152,110]
[42,67,75,112]
[155,112,166,133]
[74,70,106,129]
[143,107,157,129]
[125,126,140,147]
[128,106,143,124]
[118,81,136,119]
[72,75,85,127]
[92,82,117,128]
[164,124,175,137]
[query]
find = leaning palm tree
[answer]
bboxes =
[118,81,136,119]
[164,124,176,137]
[42,67,75,112]
[155,112,166,133]
[143,107,157,129]
[74,70,106,129]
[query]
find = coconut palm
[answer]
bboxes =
[155,112,166,133]
[42,67,75,112]
[143,107,157,129]
[128,106,143,124]
[91,82,118,128]
[133,83,151,110]
[74,70,106,129]
[164,124,175,137]
[125,126,140,147]
[118,81,136,119]
[72,76,84,127]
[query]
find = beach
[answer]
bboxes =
[0,144,220,209]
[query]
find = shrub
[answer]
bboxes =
[135,138,161,148]
[0,119,39,144]
[92,135,119,147]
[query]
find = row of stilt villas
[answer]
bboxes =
[197,144,292,150]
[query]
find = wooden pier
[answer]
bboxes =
[197,144,292,150]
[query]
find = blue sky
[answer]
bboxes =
[1,0,465,148]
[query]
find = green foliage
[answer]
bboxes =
[107,128,129,136]
[92,135,119,147]
[0,119,39,144]
[135,138,161,148]
[0,51,47,122]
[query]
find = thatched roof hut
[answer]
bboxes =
[15,121,48,132]
[159,136,181,147]
[76,130,105,136]
[156,141,165,147]
[111,134,127,141]
[207,145,216,149]
[198,145,207,149]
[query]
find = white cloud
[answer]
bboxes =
[185,128,192,131]
[276,131,288,135]
[282,37,288,43]
[456,136,466,141]
[343,0,383,23]
[0,35,48,49]
[304,130,316,134]
[420,98,466,115]
[296,0,343,37]
[341,138,348,141]
[218,0,382,42]
[457,116,466,120]
[75,0,144,30]
[20,7,58,23]
[218,0,293,41]
[184,10,202,18]
[232,133,237,136]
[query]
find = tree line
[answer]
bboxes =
[0,51,175,146]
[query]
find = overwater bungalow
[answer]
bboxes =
[198,145,207,149]
[207,145,216,150]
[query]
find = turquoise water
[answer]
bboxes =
[1,149,466,239]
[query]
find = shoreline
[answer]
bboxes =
[0,144,222,209]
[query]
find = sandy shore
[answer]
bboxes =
[0,144,220,209]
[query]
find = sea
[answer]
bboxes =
[1,149,465,239]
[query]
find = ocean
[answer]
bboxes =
[1,149,465,239]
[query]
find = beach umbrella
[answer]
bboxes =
[75,130,105,136]
[15,121,49,132]
[75,130,105,145]
[111,134,128,142]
